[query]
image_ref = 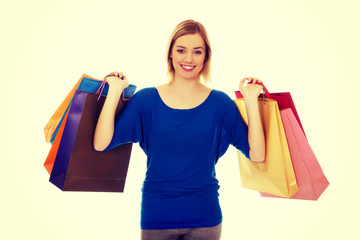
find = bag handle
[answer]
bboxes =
[96,74,125,101]
[235,80,271,99]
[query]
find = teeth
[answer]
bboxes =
[182,65,195,69]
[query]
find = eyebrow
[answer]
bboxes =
[176,45,204,49]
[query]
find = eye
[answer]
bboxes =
[194,50,203,55]
[177,49,185,53]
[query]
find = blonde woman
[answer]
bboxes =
[94,20,265,240]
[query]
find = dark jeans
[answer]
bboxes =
[141,223,222,240]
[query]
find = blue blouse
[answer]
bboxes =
[105,87,250,230]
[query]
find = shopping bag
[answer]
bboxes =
[43,75,136,174]
[43,74,136,143]
[260,108,329,200]
[49,85,133,192]
[44,76,105,174]
[49,76,137,143]
[235,84,305,135]
[44,110,69,174]
[234,98,298,198]
[50,76,136,144]
[43,74,84,143]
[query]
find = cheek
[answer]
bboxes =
[196,53,206,62]
[172,53,184,63]
[196,55,206,67]
[171,55,179,67]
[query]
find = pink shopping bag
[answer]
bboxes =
[260,108,329,200]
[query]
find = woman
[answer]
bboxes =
[94,19,265,240]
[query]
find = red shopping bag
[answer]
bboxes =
[235,84,305,135]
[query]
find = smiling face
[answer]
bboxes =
[170,33,206,82]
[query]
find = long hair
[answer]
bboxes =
[166,20,212,84]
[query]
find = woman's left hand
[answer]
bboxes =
[239,77,266,162]
[238,77,263,100]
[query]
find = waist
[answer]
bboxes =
[141,188,222,229]
[142,179,220,198]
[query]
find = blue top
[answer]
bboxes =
[105,87,250,230]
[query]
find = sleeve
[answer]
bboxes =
[229,101,250,159]
[217,94,250,159]
[103,92,143,151]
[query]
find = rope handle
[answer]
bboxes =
[95,74,125,101]
[235,80,271,99]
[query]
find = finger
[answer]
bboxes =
[112,71,120,77]
[119,72,126,80]
[248,77,261,84]
[240,78,250,88]
[239,78,246,85]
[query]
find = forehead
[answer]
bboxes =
[174,33,205,48]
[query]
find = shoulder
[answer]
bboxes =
[209,89,240,118]
[130,87,156,101]
[127,87,157,112]
[210,89,235,105]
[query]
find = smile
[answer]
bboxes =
[181,64,196,72]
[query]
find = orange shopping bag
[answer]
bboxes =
[44,110,69,174]
[43,74,89,143]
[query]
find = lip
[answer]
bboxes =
[180,64,196,72]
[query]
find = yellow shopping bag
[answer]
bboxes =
[234,98,298,198]
[43,74,86,143]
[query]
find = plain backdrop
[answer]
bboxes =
[1,0,359,239]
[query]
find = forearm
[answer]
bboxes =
[93,86,124,151]
[244,98,266,162]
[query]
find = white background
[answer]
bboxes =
[1,0,359,239]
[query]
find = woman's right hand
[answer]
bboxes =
[105,71,130,91]
[93,71,130,151]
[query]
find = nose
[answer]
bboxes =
[184,52,192,63]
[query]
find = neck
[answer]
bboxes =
[170,75,203,93]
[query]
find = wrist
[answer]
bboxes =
[108,84,124,99]
[244,96,258,104]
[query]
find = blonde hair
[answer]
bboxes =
[166,19,212,84]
